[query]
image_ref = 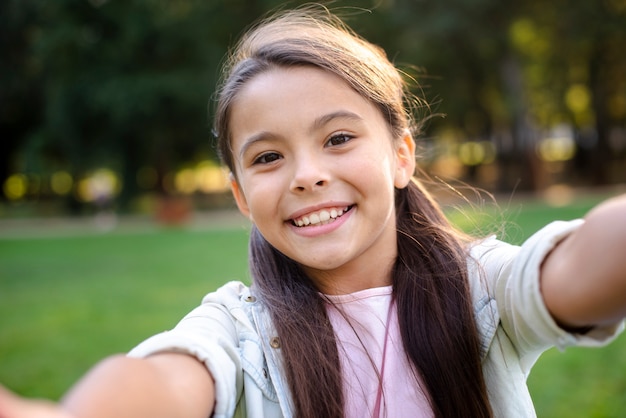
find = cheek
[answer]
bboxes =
[241,179,280,216]
[354,149,396,183]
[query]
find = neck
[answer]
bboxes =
[304,261,394,295]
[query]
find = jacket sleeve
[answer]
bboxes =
[472,220,625,372]
[127,281,252,418]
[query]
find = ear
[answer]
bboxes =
[394,131,416,188]
[230,173,252,219]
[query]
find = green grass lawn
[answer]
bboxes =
[1,195,625,416]
[0,226,250,399]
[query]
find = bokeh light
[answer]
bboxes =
[3,174,28,201]
[50,171,73,196]
[76,168,120,203]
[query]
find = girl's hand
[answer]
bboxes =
[0,385,74,418]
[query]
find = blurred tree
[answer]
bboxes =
[27,0,231,208]
[0,0,45,195]
[512,0,626,186]
[362,0,543,190]
[364,0,626,190]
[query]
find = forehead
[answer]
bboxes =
[228,66,387,144]
[232,65,361,111]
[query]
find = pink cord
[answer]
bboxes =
[372,296,395,418]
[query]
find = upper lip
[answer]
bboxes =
[287,201,353,222]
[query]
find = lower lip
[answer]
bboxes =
[288,207,353,237]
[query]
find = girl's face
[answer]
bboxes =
[229,66,415,294]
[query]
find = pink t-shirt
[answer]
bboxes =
[325,286,434,418]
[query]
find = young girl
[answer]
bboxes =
[1,6,625,418]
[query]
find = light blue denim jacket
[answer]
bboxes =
[128,220,624,417]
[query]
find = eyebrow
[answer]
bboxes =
[238,131,272,160]
[309,110,365,133]
[238,110,365,159]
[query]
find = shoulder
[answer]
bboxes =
[465,220,585,360]
[466,235,518,300]
[466,219,585,293]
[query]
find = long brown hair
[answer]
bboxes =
[213,6,492,418]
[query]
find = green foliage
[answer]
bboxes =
[2,0,626,203]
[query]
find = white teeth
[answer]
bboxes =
[309,213,320,224]
[293,206,349,227]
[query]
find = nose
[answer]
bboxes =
[290,154,329,192]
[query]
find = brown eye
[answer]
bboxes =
[326,133,354,147]
[253,152,281,165]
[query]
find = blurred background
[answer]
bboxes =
[2,1,626,415]
[2,0,625,222]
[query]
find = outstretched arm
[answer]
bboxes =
[0,353,214,418]
[541,194,626,330]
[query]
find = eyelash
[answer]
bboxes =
[252,152,281,165]
[326,133,354,147]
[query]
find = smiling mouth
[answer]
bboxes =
[291,205,353,227]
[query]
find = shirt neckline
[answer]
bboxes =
[323,285,393,304]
